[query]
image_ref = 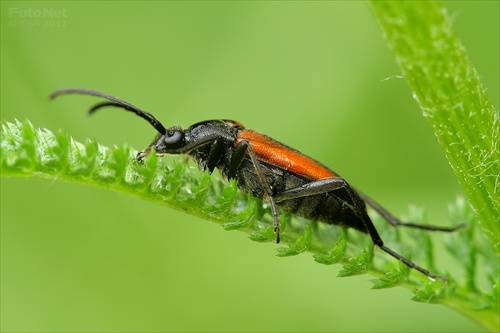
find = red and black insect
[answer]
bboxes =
[50,88,462,281]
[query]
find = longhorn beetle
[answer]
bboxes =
[50,88,462,282]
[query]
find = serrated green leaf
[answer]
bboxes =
[2,118,499,330]
[338,247,373,277]
[314,229,347,265]
[370,0,499,257]
[248,228,275,243]
[412,282,445,304]
[371,262,409,290]
[276,222,312,257]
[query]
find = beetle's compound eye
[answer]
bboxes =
[163,129,185,149]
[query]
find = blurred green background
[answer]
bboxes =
[1,1,498,332]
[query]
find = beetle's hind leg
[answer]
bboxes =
[356,190,465,232]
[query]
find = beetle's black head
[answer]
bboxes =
[136,126,187,162]
[50,88,182,163]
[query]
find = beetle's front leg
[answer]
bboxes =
[136,133,164,164]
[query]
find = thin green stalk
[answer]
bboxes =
[370,0,499,256]
[1,120,498,330]
[369,1,499,330]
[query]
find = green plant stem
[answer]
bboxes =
[1,120,498,331]
[370,1,500,257]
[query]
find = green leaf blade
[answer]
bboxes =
[370,0,500,257]
[2,119,498,330]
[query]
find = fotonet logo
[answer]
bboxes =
[7,7,68,28]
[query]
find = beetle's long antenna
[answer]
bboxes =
[50,88,167,135]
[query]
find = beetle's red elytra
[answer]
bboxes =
[50,88,463,282]
[236,129,337,180]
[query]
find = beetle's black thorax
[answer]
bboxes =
[186,120,240,175]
